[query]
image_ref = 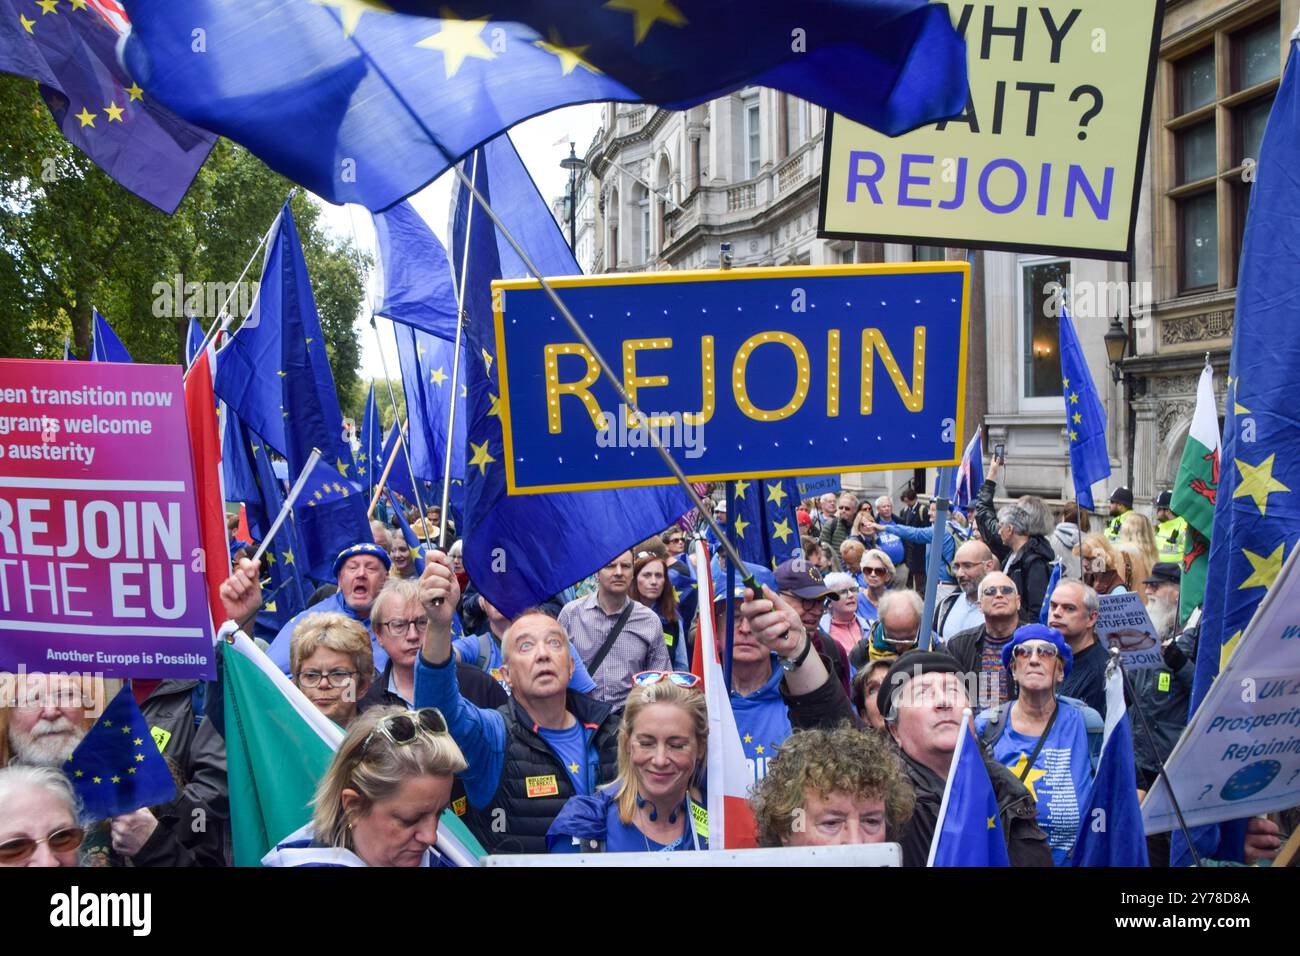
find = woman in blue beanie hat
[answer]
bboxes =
[975,624,1093,865]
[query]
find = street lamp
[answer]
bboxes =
[1103,315,1127,382]
[560,142,585,252]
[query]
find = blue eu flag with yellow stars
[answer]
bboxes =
[395,322,467,499]
[451,132,691,616]
[355,382,383,503]
[927,712,1009,867]
[89,309,131,363]
[373,200,460,341]
[66,687,176,822]
[729,477,802,571]
[1173,38,1300,868]
[0,0,215,213]
[1058,306,1109,511]
[120,0,966,211]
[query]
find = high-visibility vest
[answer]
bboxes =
[1156,516,1188,562]
[1105,513,1125,542]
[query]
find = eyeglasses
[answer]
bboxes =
[0,826,85,865]
[982,585,1017,597]
[297,669,357,688]
[1012,641,1060,660]
[381,616,429,636]
[863,566,888,577]
[834,587,860,598]
[361,708,450,755]
[632,671,702,689]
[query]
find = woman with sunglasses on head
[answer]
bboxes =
[818,572,871,663]
[0,766,85,867]
[548,673,708,853]
[264,706,467,867]
[630,552,689,672]
[974,624,1094,865]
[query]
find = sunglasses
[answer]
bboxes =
[632,671,702,689]
[1012,641,1060,660]
[834,588,860,598]
[0,825,85,865]
[982,585,1017,597]
[361,708,449,755]
[863,566,888,576]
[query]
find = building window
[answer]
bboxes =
[784,95,806,152]
[838,246,855,264]
[1165,11,1280,295]
[745,99,761,179]
[912,245,947,261]
[1021,259,1071,400]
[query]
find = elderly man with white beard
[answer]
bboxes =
[1,673,93,768]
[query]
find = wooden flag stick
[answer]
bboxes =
[368,428,404,518]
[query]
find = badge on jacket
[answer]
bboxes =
[526,774,559,798]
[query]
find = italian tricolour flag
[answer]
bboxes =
[1170,364,1221,624]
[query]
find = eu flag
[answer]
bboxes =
[90,309,131,363]
[388,489,427,575]
[0,0,214,213]
[373,201,459,340]
[355,382,383,502]
[1071,664,1146,866]
[1174,38,1300,867]
[927,711,1009,866]
[1058,307,1109,511]
[452,132,692,616]
[730,477,802,571]
[65,687,176,822]
[395,322,467,496]
[120,0,966,211]
[377,422,421,512]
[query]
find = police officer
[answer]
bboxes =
[1105,487,1133,541]
[1153,491,1187,563]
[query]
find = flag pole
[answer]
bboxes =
[437,150,479,551]
[919,466,955,650]
[1115,651,1203,866]
[185,188,296,376]
[249,447,321,567]
[368,428,404,518]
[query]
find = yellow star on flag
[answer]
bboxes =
[754,744,764,754]
[487,393,501,418]
[111,775,121,784]
[742,734,752,743]
[533,29,601,75]
[430,366,448,387]
[37,0,58,14]
[92,776,102,784]
[357,464,366,476]
[282,551,294,566]
[127,767,136,775]
[74,107,96,127]
[732,479,750,499]
[416,11,495,78]
[336,458,350,477]
[1072,412,1082,424]
[987,816,998,830]
[469,440,495,475]
[74,770,83,778]
[766,482,787,507]
[69,0,87,10]
[125,81,143,101]
[771,517,793,544]
[103,720,113,728]
[313,490,323,500]
[1232,454,1289,517]
[481,347,494,375]
[332,482,344,494]
[1009,753,1046,800]
[1239,543,1284,591]
[135,753,145,762]
[312,0,390,36]
[133,738,143,746]
[1061,377,1069,389]
[1069,392,1079,404]
[732,515,750,538]
[103,102,124,122]
[1069,430,1077,442]
[120,726,130,734]
[604,0,687,44]
[19,13,34,32]
[1220,630,1243,670]
[460,383,467,399]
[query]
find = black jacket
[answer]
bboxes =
[1128,626,1197,788]
[1005,535,1056,623]
[974,479,1010,565]
[898,748,1052,867]
[945,624,1016,711]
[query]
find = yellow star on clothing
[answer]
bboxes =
[533,29,601,75]
[336,458,350,477]
[1232,454,1289,517]
[19,13,34,32]
[754,744,764,754]
[37,0,58,14]
[74,107,96,127]
[430,365,448,387]
[416,11,495,78]
[111,775,121,784]
[103,102,124,122]
[125,81,144,101]
[771,518,793,544]
[1009,753,1046,800]
[604,0,687,44]
[1239,543,1284,591]
[742,734,752,744]
[469,440,495,475]
[766,481,788,507]
[732,479,750,499]
[312,0,390,36]
[568,762,579,773]
[732,515,750,538]
[1068,392,1079,404]
[487,393,501,418]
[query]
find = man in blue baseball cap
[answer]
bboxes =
[264,542,392,677]
[975,624,1093,865]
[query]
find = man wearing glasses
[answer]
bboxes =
[943,572,1023,709]
[775,559,850,695]
[933,541,998,642]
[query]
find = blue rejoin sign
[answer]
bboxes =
[493,263,969,494]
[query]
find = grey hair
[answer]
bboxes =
[1054,578,1100,615]
[1016,495,1055,537]
[370,577,423,633]
[874,495,893,511]
[997,504,1033,536]
[0,765,82,824]
[878,588,924,623]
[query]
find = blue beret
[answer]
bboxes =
[332,542,392,578]
[1002,624,1073,679]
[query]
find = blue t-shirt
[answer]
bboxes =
[731,658,792,783]
[548,791,707,853]
[537,722,593,796]
[976,701,1093,865]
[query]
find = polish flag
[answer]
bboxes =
[184,347,230,627]
[691,541,758,849]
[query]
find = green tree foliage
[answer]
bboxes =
[0,75,368,419]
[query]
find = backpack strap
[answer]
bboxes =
[476,631,493,672]
[980,704,1010,747]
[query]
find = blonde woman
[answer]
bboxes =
[290,612,375,729]
[263,706,467,867]
[1118,512,1160,571]
[548,674,708,853]
[1077,533,1145,599]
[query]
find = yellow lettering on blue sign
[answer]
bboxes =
[683,335,716,426]
[544,343,606,433]
[861,326,925,413]
[733,331,811,422]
